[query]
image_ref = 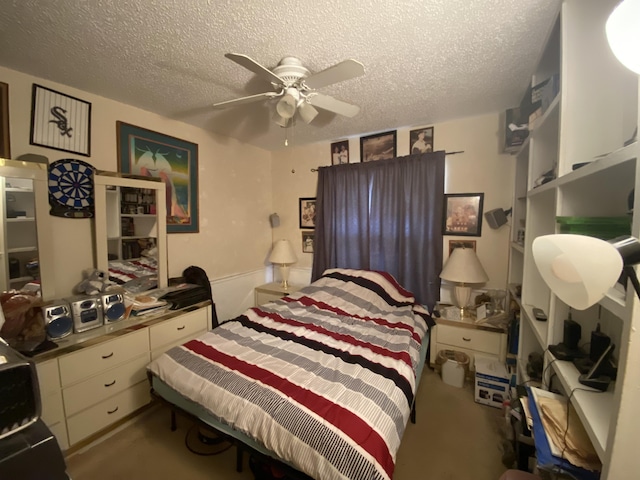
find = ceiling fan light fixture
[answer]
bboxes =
[272,111,289,128]
[298,101,319,124]
[276,87,300,119]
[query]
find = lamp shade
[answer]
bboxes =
[269,239,297,265]
[606,0,640,74]
[440,247,489,284]
[276,88,300,119]
[532,234,624,310]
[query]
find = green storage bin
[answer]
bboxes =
[556,216,631,240]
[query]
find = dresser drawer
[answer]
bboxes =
[49,421,69,451]
[59,329,149,387]
[36,358,60,396]
[66,380,150,445]
[149,309,207,351]
[62,353,150,416]
[436,324,502,355]
[41,391,65,426]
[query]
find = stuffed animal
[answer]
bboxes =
[75,268,115,295]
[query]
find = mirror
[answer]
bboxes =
[0,158,55,300]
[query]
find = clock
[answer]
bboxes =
[48,158,95,218]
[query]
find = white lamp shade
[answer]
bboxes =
[269,239,297,265]
[606,0,640,74]
[440,247,489,284]
[532,234,623,310]
[298,101,319,124]
[276,88,300,119]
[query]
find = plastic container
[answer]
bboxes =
[436,349,470,388]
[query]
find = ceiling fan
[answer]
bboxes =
[212,53,365,127]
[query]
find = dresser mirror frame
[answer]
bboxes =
[0,158,55,300]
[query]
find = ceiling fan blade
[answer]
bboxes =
[225,53,285,85]
[213,91,280,109]
[308,93,360,118]
[304,59,365,90]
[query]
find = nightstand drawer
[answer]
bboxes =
[437,324,502,355]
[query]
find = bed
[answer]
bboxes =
[147,268,433,480]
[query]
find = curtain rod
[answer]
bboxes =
[309,150,464,172]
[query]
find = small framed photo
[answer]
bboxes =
[409,126,434,154]
[0,82,10,158]
[299,197,316,229]
[30,84,91,156]
[331,140,349,165]
[302,231,314,253]
[443,193,484,236]
[360,130,396,162]
[448,240,477,255]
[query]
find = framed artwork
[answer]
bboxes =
[117,121,199,234]
[30,84,91,156]
[302,231,314,253]
[0,82,9,158]
[448,239,477,255]
[299,197,316,229]
[360,130,396,162]
[409,126,434,154]
[330,140,349,165]
[443,193,484,236]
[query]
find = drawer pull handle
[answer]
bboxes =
[102,352,114,359]
[104,380,116,387]
[462,337,471,342]
[107,406,119,415]
[177,325,186,331]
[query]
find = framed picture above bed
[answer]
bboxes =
[360,130,396,162]
[117,121,199,234]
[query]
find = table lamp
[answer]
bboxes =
[440,247,489,314]
[269,239,297,290]
[532,234,640,310]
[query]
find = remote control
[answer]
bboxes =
[532,307,547,322]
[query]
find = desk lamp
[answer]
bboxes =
[532,234,640,310]
[440,247,489,315]
[269,239,298,290]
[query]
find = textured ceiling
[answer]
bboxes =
[0,0,561,151]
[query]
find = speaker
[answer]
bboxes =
[41,302,73,339]
[269,213,280,228]
[590,323,611,362]
[563,319,581,350]
[484,208,508,229]
[100,292,126,322]
[66,295,103,333]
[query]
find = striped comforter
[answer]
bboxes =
[147,269,431,480]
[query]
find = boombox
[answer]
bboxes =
[66,295,104,333]
[41,302,73,339]
[100,291,126,322]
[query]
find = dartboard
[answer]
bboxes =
[48,158,95,218]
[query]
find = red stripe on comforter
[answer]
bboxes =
[184,338,395,478]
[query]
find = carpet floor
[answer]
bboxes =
[65,366,508,479]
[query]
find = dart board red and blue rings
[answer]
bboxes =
[48,158,95,218]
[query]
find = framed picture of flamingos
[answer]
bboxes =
[117,121,199,233]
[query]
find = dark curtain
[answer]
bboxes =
[311,151,445,308]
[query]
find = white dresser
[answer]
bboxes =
[33,303,210,451]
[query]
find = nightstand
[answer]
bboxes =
[429,304,509,370]
[254,282,302,306]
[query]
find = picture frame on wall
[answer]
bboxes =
[117,121,199,234]
[302,231,314,253]
[30,84,92,156]
[448,239,477,254]
[331,140,349,165]
[299,197,316,229]
[360,130,396,162]
[0,82,9,158]
[409,126,434,154]
[443,193,484,236]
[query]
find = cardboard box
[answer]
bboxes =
[474,354,510,408]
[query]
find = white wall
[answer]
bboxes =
[270,112,515,296]
[1,66,273,299]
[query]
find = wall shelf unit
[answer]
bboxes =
[507,1,640,477]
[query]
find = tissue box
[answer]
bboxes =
[474,354,509,408]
